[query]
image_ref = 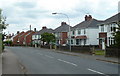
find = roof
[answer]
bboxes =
[54,23,71,33]
[72,19,103,30]
[101,12,120,24]
[13,31,25,39]
[19,30,34,38]
[33,28,54,35]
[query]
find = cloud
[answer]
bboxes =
[0,0,119,34]
[118,1,120,12]
[14,1,37,9]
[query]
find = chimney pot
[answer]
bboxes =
[42,26,47,29]
[17,31,19,34]
[85,15,92,21]
[61,22,67,26]
[34,28,36,32]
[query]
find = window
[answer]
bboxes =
[71,40,73,44]
[113,27,116,32]
[35,35,37,38]
[38,35,41,39]
[72,31,75,35]
[76,39,79,45]
[76,39,81,45]
[110,24,116,32]
[84,39,86,45]
[78,30,81,35]
[84,29,86,34]
[111,37,115,45]
[101,25,104,32]
[79,39,82,45]
[109,37,110,46]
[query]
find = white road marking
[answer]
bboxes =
[45,55,54,58]
[88,68,109,76]
[57,59,78,67]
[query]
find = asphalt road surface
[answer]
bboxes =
[6,47,119,75]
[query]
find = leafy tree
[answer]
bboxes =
[0,9,8,30]
[41,32,55,45]
[3,40,12,46]
[0,9,8,52]
[114,21,120,48]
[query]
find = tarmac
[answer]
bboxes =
[0,47,119,75]
[52,49,119,64]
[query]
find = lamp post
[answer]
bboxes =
[52,12,71,51]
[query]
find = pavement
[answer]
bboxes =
[1,49,24,74]
[52,49,119,64]
[0,53,2,76]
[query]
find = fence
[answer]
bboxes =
[41,45,98,54]
[106,47,120,57]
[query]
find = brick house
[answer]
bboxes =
[18,30,35,46]
[98,13,119,49]
[23,31,35,46]
[12,31,24,45]
[54,22,71,46]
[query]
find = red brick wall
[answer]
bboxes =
[13,32,24,45]
[18,31,31,45]
[25,32,35,45]
[60,32,68,44]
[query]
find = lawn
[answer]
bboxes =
[95,50,105,55]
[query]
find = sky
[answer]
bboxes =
[0,0,119,34]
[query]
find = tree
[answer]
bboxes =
[41,32,55,45]
[0,9,8,52]
[114,21,120,48]
[0,9,8,30]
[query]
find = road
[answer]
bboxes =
[6,47,119,75]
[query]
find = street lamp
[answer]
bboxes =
[52,12,71,51]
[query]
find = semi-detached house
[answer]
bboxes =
[70,15,103,46]
[98,13,119,50]
[12,31,24,45]
[54,22,71,46]
[32,26,53,46]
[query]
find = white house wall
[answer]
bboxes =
[70,28,99,46]
[32,35,41,40]
[86,28,99,45]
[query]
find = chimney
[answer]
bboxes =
[17,31,19,34]
[42,26,47,29]
[85,15,92,21]
[9,34,11,36]
[30,25,31,31]
[34,28,36,32]
[12,33,14,36]
[61,22,67,26]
